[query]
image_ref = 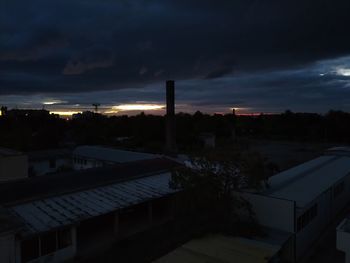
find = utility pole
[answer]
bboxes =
[92,103,100,113]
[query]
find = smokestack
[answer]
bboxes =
[165,80,176,154]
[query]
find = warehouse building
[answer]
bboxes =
[240,147,350,262]
[72,145,158,170]
[0,157,180,263]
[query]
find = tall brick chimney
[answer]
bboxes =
[165,80,176,154]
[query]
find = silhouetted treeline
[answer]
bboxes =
[0,109,349,151]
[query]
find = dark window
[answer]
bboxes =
[40,232,57,255]
[297,203,318,232]
[334,181,345,198]
[49,158,56,168]
[58,228,72,249]
[21,237,39,262]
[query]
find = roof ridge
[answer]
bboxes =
[266,155,340,194]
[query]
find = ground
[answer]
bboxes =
[80,218,210,263]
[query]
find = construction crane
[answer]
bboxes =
[92,103,100,113]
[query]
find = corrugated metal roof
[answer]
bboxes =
[265,155,350,207]
[11,173,175,236]
[73,145,157,163]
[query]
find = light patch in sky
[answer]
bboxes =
[50,111,82,116]
[43,99,67,105]
[336,68,350,76]
[113,104,165,111]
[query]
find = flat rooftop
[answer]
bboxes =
[73,145,158,163]
[263,147,350,207]
[11,172,176,236]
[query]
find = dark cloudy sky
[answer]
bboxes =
[1,0,350,115]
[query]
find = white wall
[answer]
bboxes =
[73,158,103,170]
[239,192,295,233]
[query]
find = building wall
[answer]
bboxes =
[337,219,350,263]
[16,227,77,263]
[295,173,350,259]
[30,159,71,176]
[0,232,16,263]
[0,155,28,181]
[332,173,350,217]
[295,192,331,260]
[239,192,295,233]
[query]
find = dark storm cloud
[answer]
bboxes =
[1,0,350,112]
[4,56,350,114]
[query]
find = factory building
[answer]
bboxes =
[240,147,350,262]
[0,157,180,263]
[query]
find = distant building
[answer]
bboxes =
[5,109,51,119]
[337,216,350,263]
[0,148,28,181]
[0,158,181,263]
[72,145,158,170]
[239,147,350,262]
[28,149,72,176]
[71,111,102,120]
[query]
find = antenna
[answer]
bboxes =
[92,103,100,113]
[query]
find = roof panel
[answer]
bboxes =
[265,156,350,207]
[10,173,176,236]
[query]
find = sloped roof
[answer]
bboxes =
[264,150,350,207]
[11,172,176,236]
